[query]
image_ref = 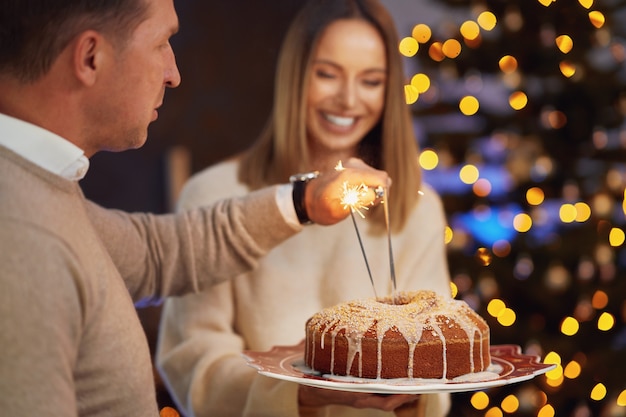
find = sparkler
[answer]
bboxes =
[341,181,377,298]
[377,185,397,302]
[336,160,378,297]
[336,160,403,302]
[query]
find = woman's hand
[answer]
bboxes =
[298,384,419,412]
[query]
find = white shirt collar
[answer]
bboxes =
[0,112,89,181]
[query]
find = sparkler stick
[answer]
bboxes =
[349,209,378,299]
[340,180,377,298]
[377,186,397,302]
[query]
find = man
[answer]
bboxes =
[0,0,389,416]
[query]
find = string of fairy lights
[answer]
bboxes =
[393,0,626,416]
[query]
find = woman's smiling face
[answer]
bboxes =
[305,18,387,159]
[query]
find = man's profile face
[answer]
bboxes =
[88,0,181,155]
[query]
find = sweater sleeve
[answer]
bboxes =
[86,185,298,302]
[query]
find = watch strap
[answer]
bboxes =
[289,171,319,225]
[292,179,312,224]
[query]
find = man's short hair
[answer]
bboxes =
[0,0,150,82]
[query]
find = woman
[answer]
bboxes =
[157,1,452,416]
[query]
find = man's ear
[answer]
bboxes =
[73,30,107,86]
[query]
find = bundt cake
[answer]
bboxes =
[304,290,490,379]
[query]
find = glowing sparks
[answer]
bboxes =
[340,182,371,218]
[336,161,372,217]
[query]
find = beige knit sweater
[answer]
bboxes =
[0,146,298,417]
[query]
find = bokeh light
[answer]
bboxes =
[500,395,519,413]
[513,213,532,233]
[574,202,591,222]
[509,91,528,110]
[555,35,573,53]
[396,2,626,415]
[560,316,579,336]
[492,240,511,257]
[399,36,419,57]
[411,23,431,43]
[428,42,445,61]
[450,281,458,298]
[477,11,497,30]
[419,149,439,170]
[589,11,605,28]
[559,61,577,78]
[559,203,577,223]
[459,164,480,184]
[537,404,555,417]
[487,298,506,317]
[476,247,492,266]
[442,39,462,58]
[472,178,492,197]
[485,407,503,417]
[499,55,518,73]
[460,96,480,115]
[564,360,582,379]
[526,187,545,205]
[404,84,419,104]
[591,290,608,309]
[444,225,453,244]
[578,0,593,9]
[471,391,490,410]
[410,73,430,93]
[597,312,615,331]
[497,307,516,326]
[608,227,625,247]
[460,21,481,41]
[591,383,607,401]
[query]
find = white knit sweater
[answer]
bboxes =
[157,160,452,417]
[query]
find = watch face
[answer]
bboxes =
[289,171,320,183]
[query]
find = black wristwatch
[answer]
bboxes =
[289,171,320,225]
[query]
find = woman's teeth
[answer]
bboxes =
[324,113,355,127]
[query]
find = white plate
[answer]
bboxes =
[243,341,555,394]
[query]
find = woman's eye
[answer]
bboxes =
[363,79,384,87]
[315,69,336,79]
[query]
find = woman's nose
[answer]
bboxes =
[336,80,356,108]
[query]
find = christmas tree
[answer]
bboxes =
[400,0,626,415]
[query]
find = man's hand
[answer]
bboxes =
[298,385,419,411]
[304,158,390,225]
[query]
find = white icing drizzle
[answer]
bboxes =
[307,290,490,379]
[330,330,336,374]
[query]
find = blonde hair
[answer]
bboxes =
[239,0,421,232]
